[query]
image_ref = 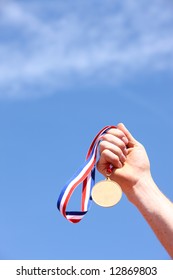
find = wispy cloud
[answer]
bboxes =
[0,0,173,99]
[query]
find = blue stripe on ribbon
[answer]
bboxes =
[57,125,116,222]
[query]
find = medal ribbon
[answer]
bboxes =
[57,125,116,223]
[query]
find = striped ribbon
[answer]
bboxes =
[57,125,116,223]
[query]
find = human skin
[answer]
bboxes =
[97,123,173,259]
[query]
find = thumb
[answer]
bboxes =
[117,123,139,147]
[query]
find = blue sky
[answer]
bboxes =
[0,0,173,260]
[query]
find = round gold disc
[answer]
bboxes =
[91,179,122,207]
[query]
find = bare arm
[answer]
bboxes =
[97,123,173,258]
[128,175,173,259]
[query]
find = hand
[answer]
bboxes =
[97,123,151,196]
[98,123,173,259]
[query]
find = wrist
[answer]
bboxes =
[125,174,159,207]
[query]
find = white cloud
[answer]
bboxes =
[0,0,173,99]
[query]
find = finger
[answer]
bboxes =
[101,133,127,154]
[106,128,128,145]
[117,123,139,147]
[99,140,126,163]
[97,149,123,175]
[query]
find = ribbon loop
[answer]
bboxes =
[57,125,116,223]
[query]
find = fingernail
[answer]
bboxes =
[118,161,123,168]
[120,154,126,162]
[123,147,128,156]
[122,136,128,145]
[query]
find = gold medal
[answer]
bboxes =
[91,177,122,207]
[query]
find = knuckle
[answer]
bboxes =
[119,140,126,150]
[99,140,108,151]
[101,148,109,157]
[101,134,111,142]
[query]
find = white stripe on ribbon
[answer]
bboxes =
[57,125,116,223]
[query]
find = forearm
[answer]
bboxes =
[97,123,173,257]
[127,176,173,259]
